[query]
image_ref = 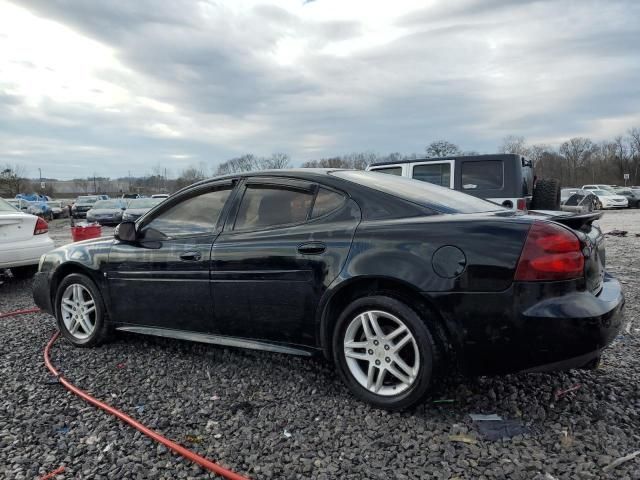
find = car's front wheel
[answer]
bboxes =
[55,273,111,347]
[332,295,437,410]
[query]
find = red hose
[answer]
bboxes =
[2,307,251,480]
[0,307,41,318]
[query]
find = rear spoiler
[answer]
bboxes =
[543,211,603,231]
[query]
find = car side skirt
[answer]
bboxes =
[115,325,318,357]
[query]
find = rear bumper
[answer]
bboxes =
[428,275,625,375]
[0,237,55,268]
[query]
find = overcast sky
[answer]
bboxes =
[1,0,639,179]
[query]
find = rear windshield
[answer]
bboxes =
[331,170,504,213]
[0,198,18,212]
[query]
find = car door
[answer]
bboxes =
[106,181,236,333]
[211,177,361,346]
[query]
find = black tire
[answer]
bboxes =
[531,178,561,210]
[11,265,38,280]
[332,295,437,410]
[54,273,111,347]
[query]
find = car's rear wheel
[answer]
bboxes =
[55,273,111,347]
[332,295,436,410]
[11,265,38,280]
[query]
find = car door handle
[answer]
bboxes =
[179,251,202,261]
[297,242,326,255]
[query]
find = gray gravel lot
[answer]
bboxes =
[1,212,639,479]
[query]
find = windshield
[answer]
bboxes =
[331,170,504,213]
[93,200,123,209]
[592,190,609,196]
[0,198,19,212]
[128,198,163,208]
[46,201,62,207]
[77,196,99,204]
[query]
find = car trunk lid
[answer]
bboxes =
[0,213,37,243]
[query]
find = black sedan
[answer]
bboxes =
[33,170,625,410]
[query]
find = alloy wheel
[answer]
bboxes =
[343,310,420,396]
[60,284,97,340]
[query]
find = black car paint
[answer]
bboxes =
[33,169,625,375]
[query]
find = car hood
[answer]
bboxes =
[124,208,150,215]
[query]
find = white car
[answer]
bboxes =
[590,189,629,209]
[0,198,55,279]
[582,184,615,193]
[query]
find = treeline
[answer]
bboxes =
[498,128,640,186]
[3,127,639,198]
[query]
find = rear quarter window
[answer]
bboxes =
[461,160,504,190]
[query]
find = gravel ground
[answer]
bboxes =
[1,211,639,479]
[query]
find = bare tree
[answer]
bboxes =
[0,164,29,197]
[499,135,530,156]
[260,152,290,170]
[559,137,596,185]
[425,140,461,158]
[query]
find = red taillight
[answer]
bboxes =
[515,221,584,281]
[34,217,48,235]
[516,198,527,211]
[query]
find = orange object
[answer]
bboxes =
[40,466,65,480]
[71,224,102,242]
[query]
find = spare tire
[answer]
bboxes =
[531,178,561,210]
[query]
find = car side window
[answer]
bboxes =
[143,188,232,239]
[234,185,314,231]
[312,188,346,218]
[371,166,402,176]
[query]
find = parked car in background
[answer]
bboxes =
[46,201,70,219]
[367,154,560,211]
[0,198,54,279]
[560,188,597,213]
[151,193,170,199]
[71,195,102,218]
[5,198,31,212]
[590,190,628,209]
[27,201,54,221]
[33,169,624,410]
[582,184,615,193]
[122,193,141,199]
[86,199,128,225]
[613,188,640,208]
[122,197,165,222]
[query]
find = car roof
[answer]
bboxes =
[369,153,523,168]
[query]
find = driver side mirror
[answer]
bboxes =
[114,221,137,242]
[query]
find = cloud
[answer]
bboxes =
[1,0,639,179]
